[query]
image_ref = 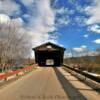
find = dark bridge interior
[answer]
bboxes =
[37,50,62,66]
[33,42,65,67]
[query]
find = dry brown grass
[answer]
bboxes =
[64,56,100,74]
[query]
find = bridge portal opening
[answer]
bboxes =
[46,59,54,66]
[33,42,66,67]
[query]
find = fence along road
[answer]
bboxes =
[0,67,100,100]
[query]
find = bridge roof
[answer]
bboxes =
[33,42,66,51]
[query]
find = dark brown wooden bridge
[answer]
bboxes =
[33,42,65,66]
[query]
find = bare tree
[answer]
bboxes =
[0,20,32,72]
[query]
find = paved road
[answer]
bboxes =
[0,67,99,100]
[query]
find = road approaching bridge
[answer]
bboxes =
[0,67,99,100]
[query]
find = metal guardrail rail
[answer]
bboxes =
[63,64,100,83]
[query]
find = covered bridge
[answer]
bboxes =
[33,42,66,66]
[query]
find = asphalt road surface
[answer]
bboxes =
[0,67,99,100]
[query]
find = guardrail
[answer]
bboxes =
[0,66,34,81]
[63,64,100,83]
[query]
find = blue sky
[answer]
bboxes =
[0,0,100,54]
[52,0,100,50]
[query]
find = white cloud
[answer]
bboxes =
[68,0,75,4]
[83,34,89,38]
[21,0,35,6]
[54,6,74,27]
[23,14,31,19]
[85,0,100,25]
[55,7,68,14]
[75,16,87,26]
[57,17,70,26]
[73,45,87,52]
[0,0,21,16]
[93,39,100,44]
[55,7,75,15]
[73,48,83,52]
[0,14,10,24]
[89,24,100,33]
[37,0,55,26]
[81,45,87,48]
[84,0,100,34]
[0,14,25,35]
[76,5,84,13]
[25,0,56,46]
[0,0,57,47]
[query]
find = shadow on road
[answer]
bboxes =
[53,68,87,100]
